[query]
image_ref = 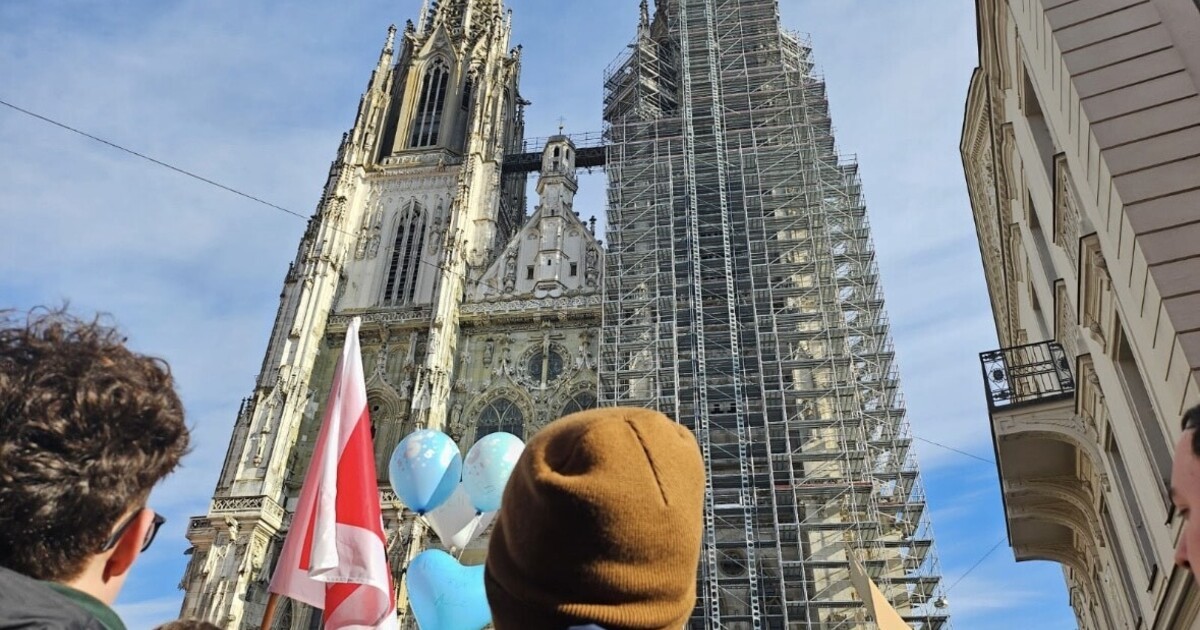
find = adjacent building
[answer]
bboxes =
[962,0,1200,627]
[179,0,950,627]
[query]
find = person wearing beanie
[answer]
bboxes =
[485,407,706,630]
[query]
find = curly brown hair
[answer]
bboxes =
[0,308,190,581]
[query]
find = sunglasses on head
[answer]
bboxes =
[100,508,166,553]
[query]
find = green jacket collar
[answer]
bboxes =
[44,582,128,630]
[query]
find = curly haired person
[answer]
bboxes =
[0,309,191,630]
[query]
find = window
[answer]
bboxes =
[526,266,534,280]
[560,391,597,416]
[527,350,564,385]
[453,77,475,152]
[1021,66,1055,183]
[1106,436,1158,582]
[384,202,426,304]
[1027,188,1058,294]
[570,262,578,276]
[718,549,747,577]
[410,59,450,147]
[476,397,524,440]
[1101,503,1144,625]
[1115,323,1172,505]
[460,78,473,112]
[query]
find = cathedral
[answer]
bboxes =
[180,1,949,628]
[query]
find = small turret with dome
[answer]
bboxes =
[473,127,602,300]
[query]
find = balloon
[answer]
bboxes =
[462,432,525,513]
[389,430,462,514]
[405,550,491,630]
[424,483,497,550]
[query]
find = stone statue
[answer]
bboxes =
[428,218,445,255]
[502,249,518,291]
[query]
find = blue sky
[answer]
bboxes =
[0,1,1077,628]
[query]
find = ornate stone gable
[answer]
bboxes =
[472,138,603,302]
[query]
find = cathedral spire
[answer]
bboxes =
[383,23,396,57]
[417,0,430,34]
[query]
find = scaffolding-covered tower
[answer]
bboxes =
[599,1,949,628]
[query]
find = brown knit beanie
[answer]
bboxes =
[485,407,705,630]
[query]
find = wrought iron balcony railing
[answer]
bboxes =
[979,341,1075,412]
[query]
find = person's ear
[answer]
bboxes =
[102,509,152,582]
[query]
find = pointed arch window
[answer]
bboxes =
[560,391,597,417]
[460,77,474,112]
[453,75,476,152]
[411,59,450,148]
[476,397,524,440]
[384,202,427,305]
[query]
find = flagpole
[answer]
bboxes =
[260,592,281,630]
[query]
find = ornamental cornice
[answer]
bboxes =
[208,495,286,527]
[328,308,434,331]
[377,149,464,171]
[460,294,603,316]
[366,170,460,193]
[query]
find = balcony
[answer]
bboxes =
[979,341,1098,578]
[979,341,1074,411]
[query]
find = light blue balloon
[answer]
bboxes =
[389,430,462,514]
[405,549,491,630]
[462,432,525,513]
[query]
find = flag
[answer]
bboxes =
[847,545,912,630]
[268,317,398,629]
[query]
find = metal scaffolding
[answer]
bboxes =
[598,1,949,628]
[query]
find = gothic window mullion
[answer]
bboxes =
[399,205,423,304]
[411,70,435,147]
[404,215,427,304]
[476,397,525,441]
[428,67,449,146]
[383,218,409,304]
[410,61,449,148]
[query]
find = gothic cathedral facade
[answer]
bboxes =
[178,2,602,627]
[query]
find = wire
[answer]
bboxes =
[914,436,995,464]
[0,95,472,281]
[945,536,1005,593]
[0,97,309,221]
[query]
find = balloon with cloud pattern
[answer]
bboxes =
[405,549,491,630]
[462,431,525,513]
[388,429,462,515]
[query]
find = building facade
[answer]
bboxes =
[181,0,950,628]
[962,0,1200,627]
[601,1,946,627]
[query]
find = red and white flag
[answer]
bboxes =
[268,317,398,629]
